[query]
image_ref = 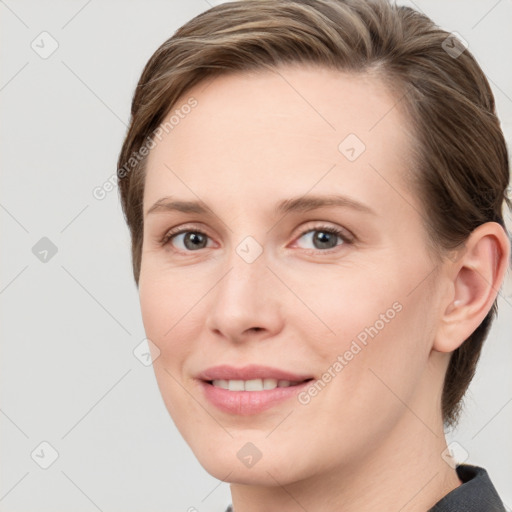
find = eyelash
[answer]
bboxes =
[159,224,353,254]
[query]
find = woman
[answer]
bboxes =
[117,0,510,509]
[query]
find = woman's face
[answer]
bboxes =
[139,65,448,484]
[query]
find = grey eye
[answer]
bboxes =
[296,229,344,250]
[173,231,210,250]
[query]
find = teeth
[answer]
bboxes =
[211,378,301,391]
[213,379,229,389]
[245,379,265,391]
[263,378,278,390]
[228,380,245,391]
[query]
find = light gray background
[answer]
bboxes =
[1,1,511,510]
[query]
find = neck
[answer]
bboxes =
[229,412,462,512]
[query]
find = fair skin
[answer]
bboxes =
[138,65,510,511]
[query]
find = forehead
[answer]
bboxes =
[143,65,415,213]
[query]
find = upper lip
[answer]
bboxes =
[197,364,314,382]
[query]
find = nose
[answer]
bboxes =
[205,246,284,344]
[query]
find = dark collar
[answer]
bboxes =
[428,464,505,511]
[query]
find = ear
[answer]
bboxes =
[433,222,511,353]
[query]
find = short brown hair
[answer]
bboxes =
[117,0,511,426]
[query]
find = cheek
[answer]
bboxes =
[138,280,168,345]
[139,254,203,329]
[280,262,402,357]
[138,271,197,368]
[288,262,432,405]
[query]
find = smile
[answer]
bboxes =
[210,378,307,391]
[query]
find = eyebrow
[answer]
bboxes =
[275,194,375,216]
[145,194,376,218]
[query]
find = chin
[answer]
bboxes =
[189,436,317,487]
[199,456,297,486]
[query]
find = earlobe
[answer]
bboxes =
[433,222,510,354]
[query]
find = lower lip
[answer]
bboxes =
[200,380,312,415]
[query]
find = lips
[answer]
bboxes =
[197,365,315,415]
[197,364,314,383]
